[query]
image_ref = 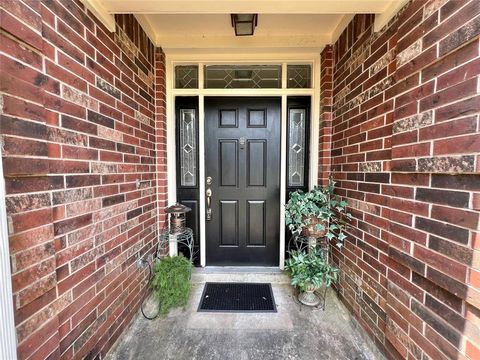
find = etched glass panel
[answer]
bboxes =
[204,65,281,89]
[180,109,196,186]
[287,65,312,88]
[175,65,198,89]
[288,109,306,187]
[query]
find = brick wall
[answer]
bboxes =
[323,0,480,359]
[0,1,166,359]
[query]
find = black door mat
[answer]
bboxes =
[198,282,277,312]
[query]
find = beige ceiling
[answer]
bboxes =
[82,0,408,52]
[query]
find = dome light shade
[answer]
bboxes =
[231,14,258,36]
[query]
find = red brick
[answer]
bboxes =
[423,0,480,49]
[414,245,467,282]
[394,46,437,81]
[419,116,477,141]
[17,317,59,360]
[435,95,480,122]
[0,8,43,50]
[431,205,479,230]
[422,39,478,82]
[433,133,480,155]
[12,257,55,293]
[420,77,478,112]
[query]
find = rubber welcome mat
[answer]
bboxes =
[197,282,277,312]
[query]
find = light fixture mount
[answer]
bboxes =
[231,14,258,36]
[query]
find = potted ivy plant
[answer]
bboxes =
[285,247,339,306]
[285,177,351,248]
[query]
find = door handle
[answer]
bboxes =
[206,187,212,220]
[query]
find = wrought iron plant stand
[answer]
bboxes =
[287,234,332,310]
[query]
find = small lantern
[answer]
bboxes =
[231,14,258,36]
[165,203,191,234]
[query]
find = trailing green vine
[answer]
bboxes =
[151,255,192,315]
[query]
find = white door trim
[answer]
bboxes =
[165,52,320,268]
[0,149,18,359]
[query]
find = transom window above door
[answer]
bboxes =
[174,63,313,89]
[205,65,281,89]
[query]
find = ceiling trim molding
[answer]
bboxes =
[134,14,159,46]
[330,14,355,45]
[157,34,329,52]
[102,0,392,14]
[374,0,409,32]
[81,0,116,32]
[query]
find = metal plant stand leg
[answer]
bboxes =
[287,234,337,311]
[158,227,195,262]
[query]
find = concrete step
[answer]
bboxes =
[191,267,291,284]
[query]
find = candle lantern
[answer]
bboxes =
[165,203,191,234]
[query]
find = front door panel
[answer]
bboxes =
[205,97,281,266]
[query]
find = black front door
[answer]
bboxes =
[205,97,281,266]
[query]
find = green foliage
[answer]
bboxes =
[151,255,193,315]
[285,248,339,292]
[285,177,351,247]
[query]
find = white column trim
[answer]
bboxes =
[80,0,116,32]
[374,0,409,32]
[0,149,18,359]
[199,93,206,266]
[279,94,287,270]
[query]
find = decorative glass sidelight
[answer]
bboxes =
[175,65,198,89]
[287,64,312,88]
[288,108,306,187]
[179,109,197,186]
[204,65,282,89]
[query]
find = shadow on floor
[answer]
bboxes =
[106,284,384,360]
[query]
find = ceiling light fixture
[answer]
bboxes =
[231,14,258,36]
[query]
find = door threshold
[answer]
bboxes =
[192,267,289,284]
[195,266,282,274]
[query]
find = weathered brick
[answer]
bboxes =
[415,217,470,244]
[423,0,480,49]
[6,193,51,214]
[431,174,480,191]
[439,15,480,56]
[433,133,480,156]
[102,194,125,208]
[392,111,433,134]
[414,245,467,282]
[422,39,479,82]
[429,235,473,265]
[411,299,461,346]
[412,272,463,313]
[388,247,425,275]
[426,268,468,300]
[417,155,475,173]
[415,188,469,208]
[54,214,92,236]
[435,95,480,122]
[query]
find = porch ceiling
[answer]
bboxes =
[82,0,408,52]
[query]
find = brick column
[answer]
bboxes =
[319,45,333,186]
[154,48,168,231]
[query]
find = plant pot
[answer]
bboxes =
[297,283,321,307]
[301,216,328,238]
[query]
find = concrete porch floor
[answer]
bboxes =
[106,273,384,360]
